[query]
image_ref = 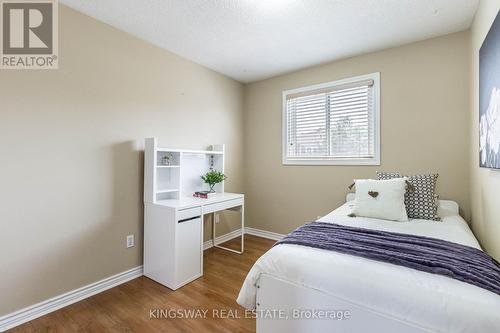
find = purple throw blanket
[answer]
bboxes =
[275,222,500,296]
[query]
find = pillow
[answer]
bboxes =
[351,178,408,222]
[376,172,440,221]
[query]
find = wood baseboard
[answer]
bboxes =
[0,266,143,332]
[245,227,285,240]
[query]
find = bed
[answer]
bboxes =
[237,195,500,333]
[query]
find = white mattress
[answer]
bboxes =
[237,202,500,332]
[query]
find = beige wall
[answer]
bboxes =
[469,0,500,261]
[243,31,470,235]
[0,5,244,315]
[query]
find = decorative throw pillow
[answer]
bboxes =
[376,172,440,221]
[351,178,408,222]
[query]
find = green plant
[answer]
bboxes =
[201,170,227,192]
[161,154,172,165]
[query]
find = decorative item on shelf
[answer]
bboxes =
[201,170,227,193]
[161,153,173,165]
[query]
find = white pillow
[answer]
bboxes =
[352,178,408,222]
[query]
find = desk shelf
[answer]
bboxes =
[144,138,225,203]
[156,189,179,193]
[156,165,180,168]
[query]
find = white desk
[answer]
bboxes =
[144,192,244,290]
[157,192,245,254]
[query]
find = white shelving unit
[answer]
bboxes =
[143,138,244,290]
[144,138,225,202]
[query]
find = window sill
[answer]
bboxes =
[282,158,380,166]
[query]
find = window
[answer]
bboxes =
[282,73,380,165]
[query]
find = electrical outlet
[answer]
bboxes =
[126,234,135,248]
[215,214,220,224]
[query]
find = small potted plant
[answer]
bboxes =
[161,153,173,165]
[201,170,227,193]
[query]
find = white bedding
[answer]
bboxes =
[237,202,500,332]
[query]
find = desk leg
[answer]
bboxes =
[213,205,244,254]
[241,204,244,252]
[212,212,216,249]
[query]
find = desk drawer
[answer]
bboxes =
[177,206,202,221]
[203,198,243,214]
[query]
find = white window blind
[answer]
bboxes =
[283,73,380,165]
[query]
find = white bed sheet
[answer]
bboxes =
[237,202,500,332]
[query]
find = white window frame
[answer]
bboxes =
[282,72,380,166]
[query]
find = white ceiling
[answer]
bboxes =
[61,0,479,83]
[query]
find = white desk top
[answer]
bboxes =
[154,192,244,210]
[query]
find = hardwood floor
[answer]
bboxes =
[9,235,275,333]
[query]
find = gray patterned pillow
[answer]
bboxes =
[376,172,440,221]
